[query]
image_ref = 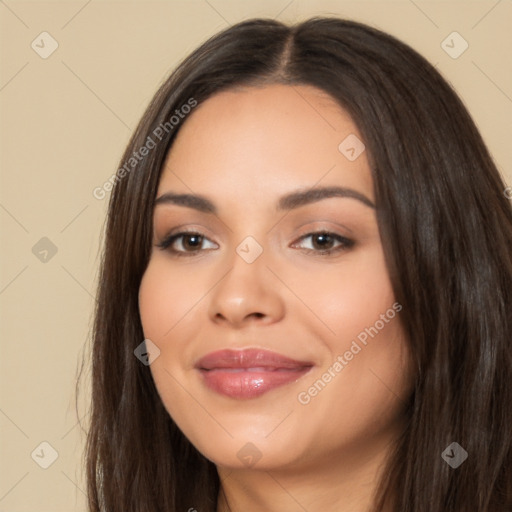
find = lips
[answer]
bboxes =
[195,349,313,399]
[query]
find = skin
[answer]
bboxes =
[138,84,416,512]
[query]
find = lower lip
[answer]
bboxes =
[198,367,312,399]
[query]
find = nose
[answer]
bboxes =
[208,246,285,328]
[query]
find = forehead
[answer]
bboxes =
[158,84,373,207]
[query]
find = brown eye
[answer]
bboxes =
[156,230,354,258]
[179,233,203,251]
[156,231,217,256]
[293,231,354,255]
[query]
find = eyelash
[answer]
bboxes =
[155,229,355,258]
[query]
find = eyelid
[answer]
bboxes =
[155,224,216,243]
[293,220,354,236]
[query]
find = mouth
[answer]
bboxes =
[195,348,314,399]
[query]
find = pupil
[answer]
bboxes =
[184,234,201,250]
[314,233,333,250]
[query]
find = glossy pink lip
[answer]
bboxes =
[195,349,313,399]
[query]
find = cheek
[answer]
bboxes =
[138,260,195,411]
[138,258,200,342]
[291,247,411,427]
[290,245,397,349]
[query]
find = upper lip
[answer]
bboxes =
[195,349,313,370]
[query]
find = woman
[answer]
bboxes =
[79,16,512,512]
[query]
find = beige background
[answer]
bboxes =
[0,1,510,510]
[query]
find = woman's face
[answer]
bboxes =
[138,84,414,472]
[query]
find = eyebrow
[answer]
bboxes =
[153,185,375,213]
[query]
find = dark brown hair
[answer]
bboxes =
[77,16,512,511]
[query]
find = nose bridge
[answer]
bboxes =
[208,234,284,325]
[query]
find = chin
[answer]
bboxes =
[187,431,308,471]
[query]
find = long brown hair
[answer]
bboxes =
[77,17,512,511]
